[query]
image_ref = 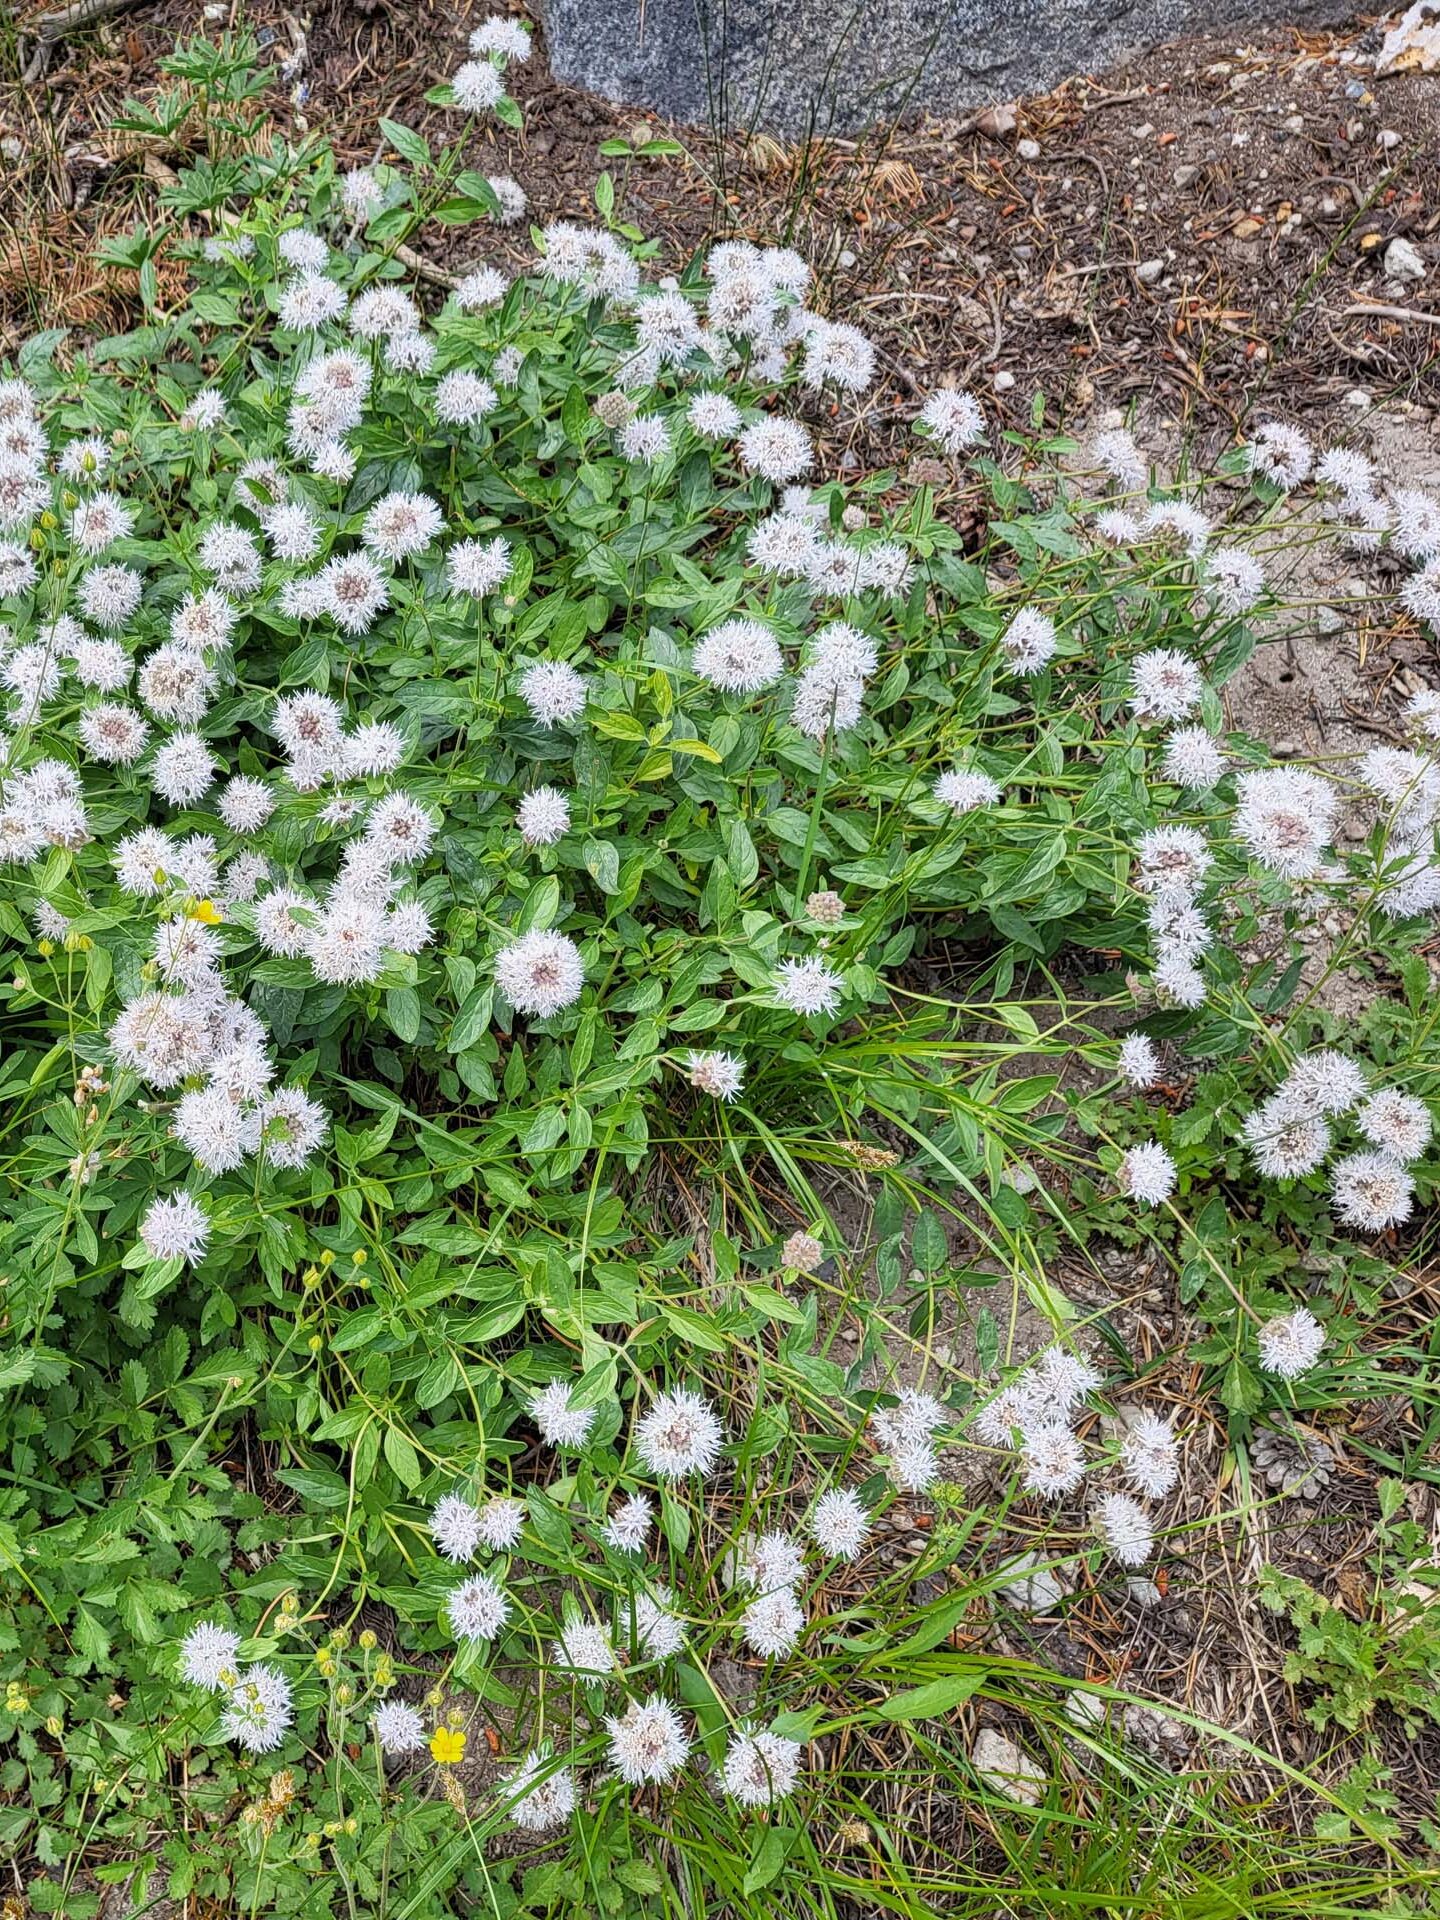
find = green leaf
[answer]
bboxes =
[876,1669,986,1721]
[379,117,431,167]
[383,1425,423,1490]
[594,171,615,218]
[911,1208,948,1274]
[583,839,620,894]
[742,1828,789,1896]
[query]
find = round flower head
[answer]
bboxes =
[71,635,130,691]
[738,417,814,484]
[174,1086,259,1174]
[197,522,260,593]
[1117,1033,1161,1087]
[1094,508,1139,545]
[605,1696,689,1785]
[723,1726,802,1806]
[530,1378,596,1449]
[321,553,390,635]
[739,1587,805,1659]
[1316,446,1378,506]
[1240,1096,1332,1180]
[603,1492,654,1553]
[688,391,742,439]
[446,1571,510,1642]
[1095,1492,1154,1567]
[619,415,671,463]
[1247,421,1313,491]
[1000,606,1057,675]
[1091,426,1147,489]
[429,1492,482,1564]
[344,719,406,778]
[278,273,347,331]
[886,1439,938,1492]
[364,792,436,865]
[448,535,512,597]
[631,1584,687,1659]
[58,434,110,483]
[473,1496,524,1551]
[508,1749,577,1831]
[518,659,586,727]
[182,389,227,431]
[487,173,528,221]
[1118,1141,1177,1207]
[140,1189,210,1266]
[387,332,434,378]
[773,955,842,1017]
[918,387,985,454]
[1329,1150,1414,1232]
[1161,725,1227,792]
[734,1530,806,1595]
[1142,499,1210,556]
[261,500,321,563]
[434,370,498,427]
[363,490,443,563]
[79,562,143,630]
[1020,1422,1086,1500]
[373,1699,427,1756]
[803,319,876,393]
[1118,1410,1179,1499]
[151,732,219,806]
[516,786,571,846]
[1281,1049,1368,1117]
[221,1664,294,1752]
[217,751,292,823]
[1205,546,1266,616]
[1390,486,1440,563]
[691,617,784,694]
[278,228,330,273]
[1257,1306,1326,1380]
[348,286,420,342]
[451,57,506,112]
[1034,1347,1103,1415]
[1152,951,1207,1010]
[781,1229,824,1271]
[139,644,217,725]
[79,703,149,765]
[935,766,1002,813]
[254,887,314,959]
[69,492,135,555]
[871,1387,947,1448]
[1357,1089,1433,1163]
[555,1616,618,1680]
[179,1620,241,1690]
[791,667,864,737]
[1130,649,1205,723]
[686,1049,744,1100]
[495,929,585,1018]
[341,166,384,217]
[1234,767,1337,880]
[748,511,820,577]
[970,1378,1043,1448]
[455,265,509,311]
[807,1487,871,1561]
[1135,825,1212,901]
[635,1388,724,1479]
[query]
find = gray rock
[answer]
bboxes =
[971,1727,1045,1803]
[1136,258,1165,285]
[541,0,1354,136]
[1384,237,1426,283]
[998,1550,1067,1612]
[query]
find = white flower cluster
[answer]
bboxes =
[967,1346,1178,1567]
[1239,1049,1426,1232]
[178,1620,294,1753]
